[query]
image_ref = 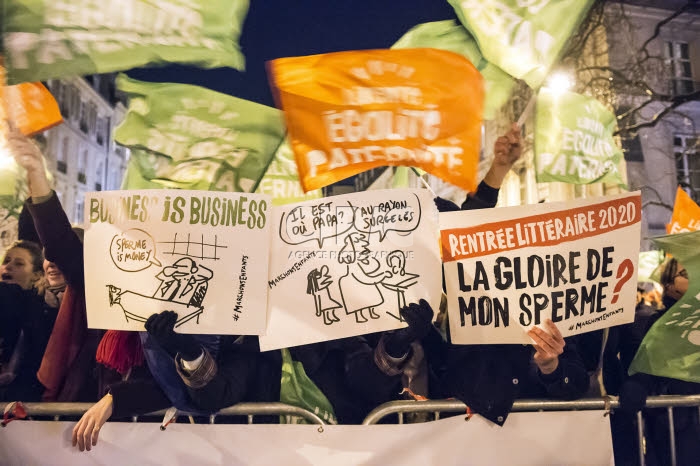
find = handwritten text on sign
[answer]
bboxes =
[440,192,642,344]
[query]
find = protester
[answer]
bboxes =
[617,257,699,466]
[9,127,105,402]
[0,240,58,401]
[429,123,589,424]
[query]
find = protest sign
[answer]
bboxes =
[255,139,323,205]
[260,189,441,351]
[3,0,249,84]
[630,230,700,382]
[268,48,484,193]
[83,190,271,334]
[535,88,624,185]
[392,20,515,120]
[667,186,700,234]
[448,0,595,88]
[0,412,613,466]
[116,74,286,193]
[5,82,63,136]
[441,192,642,344]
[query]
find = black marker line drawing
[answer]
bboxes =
[307,265,342,326]
[337,232,391,323]
[159,233,228,260]
[279,201,355,248]
[108,257,214,327]
[382,251,420,321]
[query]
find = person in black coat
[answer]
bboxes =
[616,258,699,466]
[430,123,589,425]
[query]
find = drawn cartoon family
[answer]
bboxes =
[306,231,420,326]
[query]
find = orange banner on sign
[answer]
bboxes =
[268,48,484,192]
[667,186,700,234]
[5,82,63,136]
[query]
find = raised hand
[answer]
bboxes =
[483,122,522,189]
[7,126,51,198]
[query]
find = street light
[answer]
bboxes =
[546,72,574,96]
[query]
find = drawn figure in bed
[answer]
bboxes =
[108,257,213,326]
[307,265,342,325]
[337,232,390,323]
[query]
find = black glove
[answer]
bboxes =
[145,311,202,361]
[618,377,649,414]
[385,299,435,358]
[434,197,460,213]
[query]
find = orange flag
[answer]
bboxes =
[268,48,484,192]
[5,82,63,136]
[667,186,700,233]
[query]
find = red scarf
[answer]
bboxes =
[96,330,144,375]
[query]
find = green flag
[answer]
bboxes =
[629,231,700,382]
[254,140,322,205]
[534,88,625,185]
[638,250,665,284]
[279,348,337,425]
[447,0,594,88]
[2,0,249,84]
[115,74,285,193]
[392,20,514,119]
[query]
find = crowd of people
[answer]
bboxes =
[0,124,697,464]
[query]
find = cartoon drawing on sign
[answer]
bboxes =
[154,258,213,307]
[338,232,390,323]
[307,265,343,325]
[276,193,424,327]
[107,231,224,328]
[382,250,419,321]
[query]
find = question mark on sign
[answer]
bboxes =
[611,258,634,304]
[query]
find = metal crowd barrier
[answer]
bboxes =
[5,396,700,465]
[0,401,326,427]
[362,396,700,466]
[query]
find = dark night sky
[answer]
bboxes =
[127,1,458,107]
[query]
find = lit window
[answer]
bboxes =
[666,42,694,96]
[675,134,700,202]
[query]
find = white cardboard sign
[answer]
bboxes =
[441,192,642,344]
[260,189,442,350]
[84,190,271,335]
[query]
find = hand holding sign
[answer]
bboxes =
[528,319,565,375]
[145,311,202,360]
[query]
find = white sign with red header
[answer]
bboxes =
[441,192,642,344]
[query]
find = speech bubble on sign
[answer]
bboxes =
[109,228,163,272]
[280,202,355,248]
[354,193,422,241]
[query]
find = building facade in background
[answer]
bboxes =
[41,74,129,224]
[609,2,700,242]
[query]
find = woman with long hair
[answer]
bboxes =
[0,240,58,400]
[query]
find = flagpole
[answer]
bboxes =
[411,167,437,197]
[516,94,536,127]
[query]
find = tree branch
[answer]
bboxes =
[615,90,700,135]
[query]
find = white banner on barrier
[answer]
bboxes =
[0,411,613,465]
